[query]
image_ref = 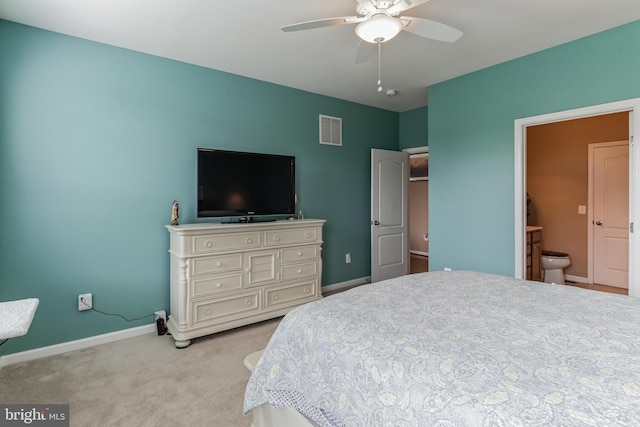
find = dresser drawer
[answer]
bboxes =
[191,254,243,276]
[280,245,318,263]
[193,292,260,326]
[280,261,318,281]
[265,281,317,309]
[264,227,319,247]
[191,273,243,298]
[192,232,261,254]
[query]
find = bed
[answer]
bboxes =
[244,270,640,426]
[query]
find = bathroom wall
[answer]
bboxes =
[526,111,629,279]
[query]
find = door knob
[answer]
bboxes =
[371,220,380,226]
[595,221,603,225]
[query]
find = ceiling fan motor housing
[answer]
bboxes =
[356,0,397,17]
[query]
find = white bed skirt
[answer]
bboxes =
[244,350,319,427]
[250,402,319,427]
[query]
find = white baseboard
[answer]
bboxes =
[565,274,589,284]
[0,323,156,368]
[2,276,373,367]
[322,276,370,293]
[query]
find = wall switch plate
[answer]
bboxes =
[345,253,351,264]
[578,205,587,214]
[78,293,92,311]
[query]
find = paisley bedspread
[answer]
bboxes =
[244,271,640,426]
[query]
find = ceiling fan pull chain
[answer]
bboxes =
[377,39,383,92]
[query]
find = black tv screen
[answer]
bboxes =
[197,148,295,218]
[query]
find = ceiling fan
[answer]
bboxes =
[281,0,463,45]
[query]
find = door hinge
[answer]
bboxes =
[631,222,634,233]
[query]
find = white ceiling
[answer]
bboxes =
[1,0,639,112]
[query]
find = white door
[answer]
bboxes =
[591,141,629,288]
[371,149,409,282]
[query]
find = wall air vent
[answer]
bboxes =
[319,114,342,146]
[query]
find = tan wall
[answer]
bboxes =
[526,112,628,278]
[409,180,429,254]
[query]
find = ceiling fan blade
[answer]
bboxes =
[401,17,463,42]
[387,0,432,15]
[281,16,360,32]
[355,40,376,64]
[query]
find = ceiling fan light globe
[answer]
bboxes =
[355,15,402,43]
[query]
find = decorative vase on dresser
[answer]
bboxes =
[165,219,325,348]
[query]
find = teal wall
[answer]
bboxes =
[399,106,428,150]
[427,20,640,274]
[0,20,399,354]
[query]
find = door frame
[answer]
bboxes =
[514,97,640,297]
[588,140,630,286]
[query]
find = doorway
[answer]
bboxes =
[370,147,428,281]
[514,97,640,298]
[405,147,429,274]
[526,113,629,288]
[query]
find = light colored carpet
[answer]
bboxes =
[0,318,281,426]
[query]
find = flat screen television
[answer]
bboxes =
[197,148,296,219]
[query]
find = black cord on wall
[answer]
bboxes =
[79,297,154,322]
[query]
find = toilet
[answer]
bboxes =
[541,250,571,284]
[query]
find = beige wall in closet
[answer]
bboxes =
[409,180,429,254]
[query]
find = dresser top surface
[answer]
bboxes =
[166,219,325,234]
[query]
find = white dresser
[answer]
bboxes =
[165,219,325,348]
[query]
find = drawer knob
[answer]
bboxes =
[305,287,310,293]
[245,237,252,244]
[246,300,252,306]
[245,268,251,272]
[216,262,222,267]
[297,269,303,274]
[216,282,222,288]
[274,235,280,241]
[297,252,303,257]
[273,294,279,300]
[305,233,311,238]
[204,308,211,315]
[205,241,213,248]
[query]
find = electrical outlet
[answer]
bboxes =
[345,253,351,264]
[444,267,452,272]
[78,293,92,311]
